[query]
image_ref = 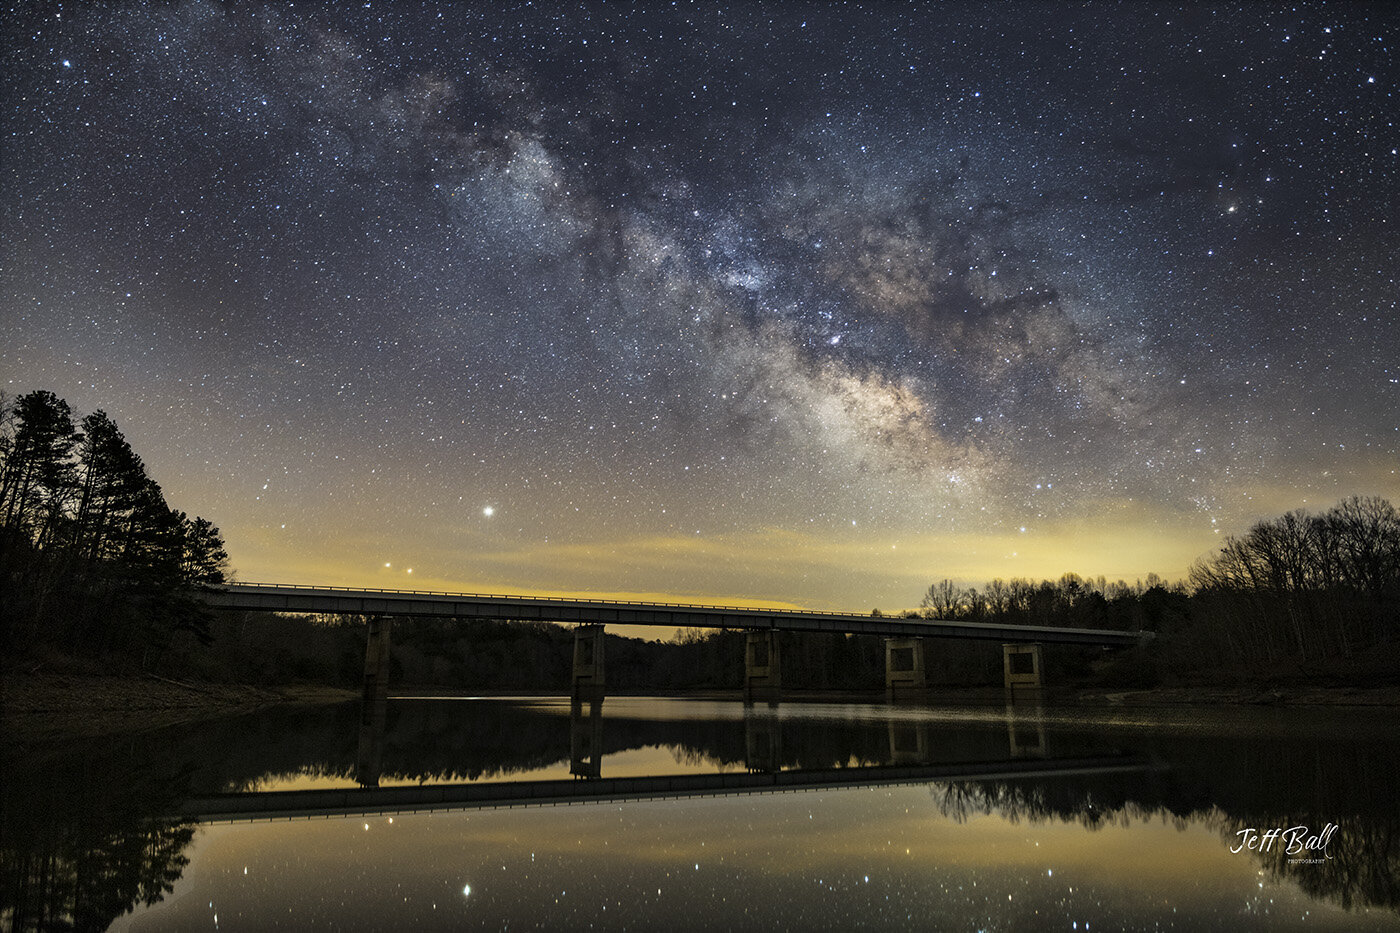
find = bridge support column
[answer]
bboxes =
[572,624,606,700]
[356,617,392,786]
[744,630,781,704]
[884,637,928,702]
[1003,642,1044,699]
[570,694,604,779]
[361,617,393,705]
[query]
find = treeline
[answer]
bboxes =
[909,496,1399,686]
[1188,496,1400,666]
[1,390,229,667]
[914,571,1186,632]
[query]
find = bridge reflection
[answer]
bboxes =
[182,754,1153,822]
[231,692,1148,823]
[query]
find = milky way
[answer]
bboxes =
[4,3,1396,606]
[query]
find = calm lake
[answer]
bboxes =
[4,696,1398,930]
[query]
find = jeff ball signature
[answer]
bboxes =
[1230,823,1338,862]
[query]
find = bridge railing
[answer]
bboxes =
[212,582,1151,643]
[222,581,905,619]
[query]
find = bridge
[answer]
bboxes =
[201,582,1151,701]
[204,582,1145,644]
[179,755,1153,823]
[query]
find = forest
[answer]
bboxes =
[3,388,1397,692]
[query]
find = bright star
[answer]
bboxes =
[483,506,495,517]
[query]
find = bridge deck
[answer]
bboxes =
[201,582,1148,646]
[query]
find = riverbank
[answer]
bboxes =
[1074,684,1400,706]
[2,672,356,743]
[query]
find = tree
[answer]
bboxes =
[920,578,960,618]
[178,514,228,586]
[70,410,149,563]
[1326,495,1400,599]
[0,390,79,545]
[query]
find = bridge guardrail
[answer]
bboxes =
[222,581,891,618]
[215,581,1150,641]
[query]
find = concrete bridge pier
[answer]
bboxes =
[356,617,392,786]
[884,637,929,702]
[572,624,606,700]
[743,630,781,704]
[570,694,605,779]
[1003,642,1045,702]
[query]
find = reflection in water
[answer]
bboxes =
[1004,699,1049,758]
[0,813,195,933]
[743,703,782,773]
[3,698,1399,930]
[569,696,604,779]
[1217,811,1398,913]
[886,718,932,764]
[934,771,1400,917]
[0,730,199,932]
[355,692,388,787]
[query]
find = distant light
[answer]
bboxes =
[483,506,495,517]
[463,884,472,896]
[384,562,391,568]
[406,568,413,574]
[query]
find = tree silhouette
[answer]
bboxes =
[0,389,229,665]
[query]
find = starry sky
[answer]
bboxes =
[3,2,1397,609]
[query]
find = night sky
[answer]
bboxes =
[4,2,1397,609]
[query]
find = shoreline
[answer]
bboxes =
[6,673,1398,743]
[2,672,357,743]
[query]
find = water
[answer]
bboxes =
[4,696,1397,930]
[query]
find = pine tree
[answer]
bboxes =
[71,410,148,563]
[0,390,79,543]
[178,514,229,587]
